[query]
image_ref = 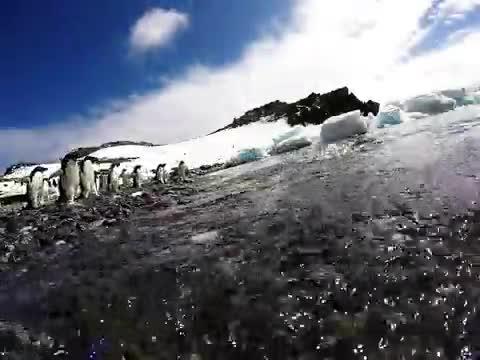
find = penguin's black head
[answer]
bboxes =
[61,155,77,170]
[30,166,48,180]
[133,165,142,173]
[84,156,99,163]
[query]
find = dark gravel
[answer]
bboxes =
[1,117,480,359]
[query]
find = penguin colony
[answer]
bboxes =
[25,157,189,208]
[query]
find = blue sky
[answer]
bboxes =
[0,0,480,169]
[0,0,292,129]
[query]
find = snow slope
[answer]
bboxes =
[89,118,322,175]
[3,86,480,201]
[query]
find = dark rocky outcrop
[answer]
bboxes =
[210,100,289,134]
[210,87,380,133]
[3,162,37,176]
[65,141,158,160]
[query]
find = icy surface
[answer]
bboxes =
[375,105,406,128]
[225,148,267,167]
[403,93,456,114]
[270,136,312,155]
[320,110,368,143]
[3,98,480,359]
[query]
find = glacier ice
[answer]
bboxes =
[403,93,456,114]
[272,127,303,145]
[225,148,267,167]
[375,105,404,128]
[270,136,312,155]
[440,88,466,101]
[320,110,368,143]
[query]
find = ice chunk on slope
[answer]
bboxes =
[270,137,312,155]
[403,93,456,115]
[440,88,466,101]
[270,125,314,154]
[320,110,368,143]
[225,148,267,167]
[376,106,403,128]
[272,127,303,145]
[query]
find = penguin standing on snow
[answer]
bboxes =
[79,156,99,198]
[59,156,81,204]
[155,163,168,184]
[42,179,50,204]
[108,163,121,193]
[132,165,144,188]
[177,160,188,183]
[120,168,130,188]
[27,166,48,209]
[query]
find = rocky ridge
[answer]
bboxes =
[211,86,380,133]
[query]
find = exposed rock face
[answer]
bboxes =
[65,141,158,160]
[211,87,380,133]
[4,162,37,176]
[211,100,290,134]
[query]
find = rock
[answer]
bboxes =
[3,162,38,176]
[210,87,379,132]
[102,219,117,226]
[5,217,19,233]
[88,219,105,229]
[191,231,219,244]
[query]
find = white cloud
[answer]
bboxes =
[129,8,189,53]
[2,0,480,170]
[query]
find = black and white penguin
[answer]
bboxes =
[177,160,188,183]
[155,163,168,184]
[108,163,121,193]
[59,156,80,204]
[120,168,131,188]
[27,166,48,208]
[79,156,99,198]
[132,165,144,188]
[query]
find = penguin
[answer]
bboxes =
[108,163,121,193]
[155,163,168,184]
[120,168,131,188]
[177,160,188,183]
[79,156,99,199]
[59,156,81,204]
[26,166,48,209]
[132,165,144,188]
[42,178,50,205]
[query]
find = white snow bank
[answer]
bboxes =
[89,119,323,174]
[320,110,368,143]
[403,93,456,114]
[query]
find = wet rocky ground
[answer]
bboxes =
[1,126,480,359]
